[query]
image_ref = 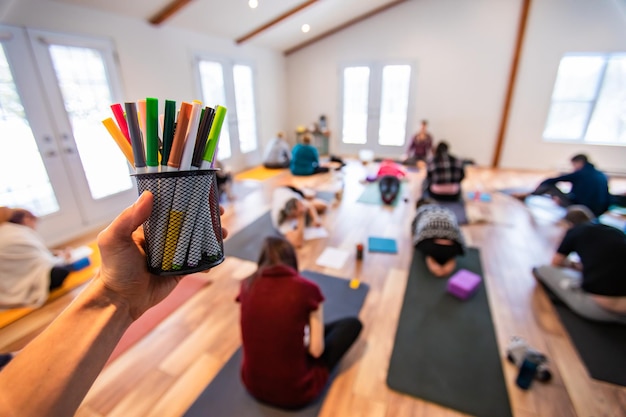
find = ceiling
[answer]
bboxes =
[51,0,405,53]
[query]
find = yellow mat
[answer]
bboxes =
[234,165,286,181]
[0,242,100,329]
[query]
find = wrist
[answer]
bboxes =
[80,274,134,327]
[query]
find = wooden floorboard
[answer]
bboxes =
[1,162,625,417]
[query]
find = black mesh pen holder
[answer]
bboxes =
[134,169,225,276]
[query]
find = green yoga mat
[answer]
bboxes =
[387,248,512,417]
[356,182,405,206]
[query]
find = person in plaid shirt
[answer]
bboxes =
[424,141,465,201]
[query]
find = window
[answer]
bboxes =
[341,66,370,145]
[378,65,411,146]
[0,45,59,215]
[198,60,231,160]
[233,64,258,153]
[544,54,626,145]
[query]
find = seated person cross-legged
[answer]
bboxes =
[412,199,465,277]
[0,207,72,309]
[423,142,465,202]
[290,134,345,176]
[237,237,363,409]
[263,131,291,169]
[533,206,626,325]
[270,186,328,248]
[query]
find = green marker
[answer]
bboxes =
[161,100,176,167]
[145,97,159,171]
[200,105,227,169]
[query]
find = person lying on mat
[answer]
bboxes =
[377,159,407,204]
[412,198,465,277]
[0,191,228,416]
[237,236,363,409]
[263,131,291,169]
[423,141,465,201]
[533,205,626,325]
[0,207,74,308]
[271,186,328,248]
[290,133,344,176]
[513,154,610,217]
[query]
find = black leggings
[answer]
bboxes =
[49,266,71,290]
[320,317,363,371]
[532,183,572,206]
[379,175,401,205]
[416,239,463,265]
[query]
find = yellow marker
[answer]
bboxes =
[162,211,184,270]
[349,278,360,289]
[102,118,134,166]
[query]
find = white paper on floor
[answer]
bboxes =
[316,247,351,269]
[304,226,329,241]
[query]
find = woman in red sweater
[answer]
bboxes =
[237,237,362,409]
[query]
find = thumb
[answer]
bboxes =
[105,191,154,241]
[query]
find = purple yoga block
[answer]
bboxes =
[447,269,482,300]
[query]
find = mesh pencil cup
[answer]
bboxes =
[134,169,224,276]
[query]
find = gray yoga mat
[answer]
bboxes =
[223,191,335,262]
[549,295,626,386]
[387,248,513,417]
[422,191,468,225]
[183,271,369,417]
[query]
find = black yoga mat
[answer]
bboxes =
[184,271,369,417]
[422,191,468,225]
[223,192,335,262]
[223,211,280,262]
[387,248,513,417]
[551,300,626,386]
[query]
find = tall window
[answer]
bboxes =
[341,66,370,145]
[198,60,231,160]
[544,54,626,145]
[233,64,258,153]
[379,65,411,146]
[0,45,59,215]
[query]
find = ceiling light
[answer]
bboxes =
[248,0,258,9]
[301,24,310,33]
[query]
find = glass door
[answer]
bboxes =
[28,29,134,225]
[196,56,260,171]
[338,63,414,157]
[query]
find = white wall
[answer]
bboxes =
[1,0,287,170]
[285,0,522,165]
[500,0,626,173]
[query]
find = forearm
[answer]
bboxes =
[0,275,133,417]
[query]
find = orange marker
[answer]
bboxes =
[167,102,192,171]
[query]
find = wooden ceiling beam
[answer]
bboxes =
[236,0,319,45]
[149,0,195,25]
[284,0,408,56]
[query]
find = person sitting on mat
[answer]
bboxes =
[412,198,465,277]
[403,119,433,167]
[263,131,291,169]
[0,207,74,308]
[270,186,328,248]
[533,205,626,325]
[422,141,465,202]
[237,236,363,409]
[290,133,344,176]
[514,154,610,217]
[0,192,228,416]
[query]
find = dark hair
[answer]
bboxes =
[571,154,588,164]
[278,198,299,225]
[564,205,594,225]
[416,197,437,209]
[8,209,35,225]
[421,119,428,125]
[245,236,299,288]
[434,141,449,160]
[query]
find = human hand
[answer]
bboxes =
[95,191,228,320]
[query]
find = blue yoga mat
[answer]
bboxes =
[368,237,398,253]
[183,270,369,417]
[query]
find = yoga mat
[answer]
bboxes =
[235,166,286,181]
[367,237,398,254]
[0,242,100,329]
[107,274,211,364]
[356,182,406,206]
[387,248,512,417]
[422,191,469,225]
[551,298,626,386]
[184,271,369,417]
[223,192,335,262]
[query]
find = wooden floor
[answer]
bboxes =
[1,161,625,417]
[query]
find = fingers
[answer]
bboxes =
[103,192,154,242]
